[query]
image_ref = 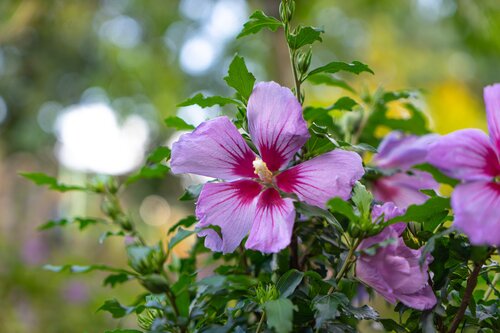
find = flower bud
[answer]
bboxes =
[297,48,312,74]
[140,274,170,294]
[279,0,295,23]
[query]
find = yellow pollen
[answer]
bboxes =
[253,157,273,183]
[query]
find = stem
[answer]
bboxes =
[290,233,300,270]
[284,22,302,104]
[483,272,499,301]
[256,311,266,333]
[351,107,369,145]
[328,238,361,294]
[448,259,486,333]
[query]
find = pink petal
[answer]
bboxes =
[451,181,500,246]
[427,129,500,181]
[196,180,263,253]
[276,149,364,208]
[374,132,439,170]
[171,116,256,180]
[484,83,500,154]
[396,285,437,310]
[247,82,309,171]
[356,255,398,304]
[372,171,439,208]
[245,188,295,253]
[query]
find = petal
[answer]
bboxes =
[374,132,439,170]
[427,129,500,181]
[247,82,309,171]
[451,182,500,246]
[356,253,398,304]
[396,285,437,310]
[196,180,262,253]
[171,116,256,180]
[371,202,406,222]
[372,171,439,208]
[484,83,500,154]
[245,188,295,253]
[276,149,364,208]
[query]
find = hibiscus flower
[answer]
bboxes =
[427,84,500,246]
[171,82,364,253]
[356,202,437,310]
[370,131,439,208]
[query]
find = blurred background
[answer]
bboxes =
[1,0,499,331]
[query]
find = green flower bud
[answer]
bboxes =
[297,48,312,74]
[140,274,170,294]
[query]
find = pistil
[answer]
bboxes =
[253,157,273,184]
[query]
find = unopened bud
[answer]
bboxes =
[279,0,295,23]
[297,48,312,74]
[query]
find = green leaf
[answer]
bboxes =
[167,216,197,235]
[104,330,142,333]
[177,93,242,108]
[419,228,454,266]
[103,272,131,288]
[43,264,135,275]
[414,163,459,187]
[277,269,304,298]
[146,146,171,163]
[264,298,297,333]
[38,217,104,231]
[313,294,341,328]
[98,299,141,318]
[331,96,358,111]
[379,319,409,333]
[237,10,282,39]
[385,196,450,227]
[287,26,323,49]
[171,274,194,317]
[307,60,374,78]
[20,172,86,192]
[351,182,373,219]
[295,201,343,232]
[306,74,355,93]
[327,198,358,222]
[125,146,171,185]
[168,227,195,250]
[179,184,203,201]
[99,230,126,244]
[164,116,195,130]
[224,55,256,102]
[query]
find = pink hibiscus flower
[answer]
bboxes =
[427,84,500,246]
[171,82,364,253]
[356,202,437,310]
[371,131,439,208]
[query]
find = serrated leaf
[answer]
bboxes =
[224,55,256,102]
[287,26,323,49]
[385,196,450,227]
[103,272,132,288]
[167,216,197,235]
[179,184,203,201]
[414,163,459,187]
[98,299,141,318]
[277,269,304,298]
[168,227,195,250]
[264,298,297,333]
[295,201,343,232]
[99,230,126,244]
[306,74,355,93]
[314,294,341,328]
[38,217,104,231]
[237,10,282,39]
[307,60,374,78]
[327,198,358,222]
[351,182,373,219]
[125,147,171,185]
[177,93,242,108]
[164,116,195,130]
[20,172,86,192]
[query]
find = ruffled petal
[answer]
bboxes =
[196,180,263,253]
[171,116,256,180]
[396,285,437,310]
[372,171,439,208]
[484,83,500,154]
[374,132,439,170]
[427,129,500,181]
[451,181,500,246]
[356,254,398,304]
[276,149,364,208]
[247,82,309,171]
[245,188,295,253]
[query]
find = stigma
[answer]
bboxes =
[253,157,273,183]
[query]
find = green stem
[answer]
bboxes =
[256,311,266,333]
[284,22,302,104]
[483,272,499,301]
[328,238,361,294]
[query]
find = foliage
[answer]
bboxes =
[22,1,499,332]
